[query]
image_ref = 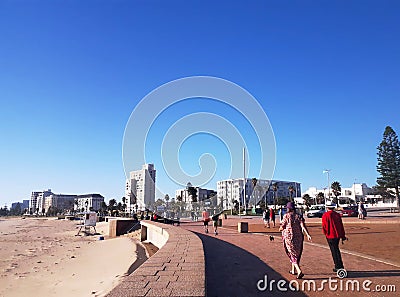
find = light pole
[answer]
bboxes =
[323,169,331,203]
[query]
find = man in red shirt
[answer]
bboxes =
[202,210,210,233]
[322,202,347,272]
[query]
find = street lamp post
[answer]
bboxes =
[323,169,331,203]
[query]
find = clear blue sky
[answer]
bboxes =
[1,1,399,206]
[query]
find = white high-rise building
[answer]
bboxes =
[126,164,156,211]
[30,189,52,214]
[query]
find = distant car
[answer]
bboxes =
[306,205,326,218]
[340,205,358,217]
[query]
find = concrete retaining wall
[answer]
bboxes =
[107,221,205,297]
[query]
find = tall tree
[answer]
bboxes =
[316,192,325,204]
[377,126,400,208]
[302,194,312,208]
[251,178,258,206]
[288,185,295,202]
[331,181,342,206]
[108,199,117,216]
[188,186,198,203]
[272,182,279,209]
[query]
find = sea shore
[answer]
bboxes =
[0,217,139,297]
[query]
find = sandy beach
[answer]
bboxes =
[0,217,139,297]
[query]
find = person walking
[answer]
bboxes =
[212,210,224,235]
[262,208,270,228]
[322,202,347,273]
[358,202,365,220]
[279,202,312,279]
[202,209,210,233]
[270,207,276,227]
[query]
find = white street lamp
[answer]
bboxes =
[323,169,331,203]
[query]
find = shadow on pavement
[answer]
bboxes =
[348,270,400,278]
[194,232,308,297]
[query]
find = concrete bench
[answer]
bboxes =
[107,221,205,297]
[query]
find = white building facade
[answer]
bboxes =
[30,189,105,214]
[217,179,301,209]
[303,183,374,203]
[126,164,156,211]
[75,194,105,212]
[30,189,52,214]
[175,183,217,204]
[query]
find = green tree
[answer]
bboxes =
[10,203,22,216]
[188,186,198,203]
[122,197,127,216]
[316,192,325,204]
[108,199,117,216]
[251,178,258,206]
[377,126,400,208]
[331,181,342,206]
[288,185,295,202]
[100,201,108,216]
[164,194,170,204]
[272,182,279,209]
[302,194,312,209]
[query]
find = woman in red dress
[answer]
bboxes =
[279,202,312,279]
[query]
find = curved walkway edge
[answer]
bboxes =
[107,221,205,297]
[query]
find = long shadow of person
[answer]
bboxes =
[194,232,308,297]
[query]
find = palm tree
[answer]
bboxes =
[165,194,170,212]
[288,185,295,202]
[272,182,279,209]
[122,197,127,216]
[188,186,198,203]
[108,199,117,216]
[316,192,325,204]
[74,199,78,214]
[251,178,258,207]
[100,201,108,216]
[302,194,312,210]
[331,181,342,206]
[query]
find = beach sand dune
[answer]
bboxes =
[0,217,138,297]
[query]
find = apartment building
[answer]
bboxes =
[125,164,156,211]
[217,179,301,209]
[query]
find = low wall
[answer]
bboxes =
[107,221,205,297]
[108,219,140,237]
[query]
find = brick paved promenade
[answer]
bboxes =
[181,215,400,297]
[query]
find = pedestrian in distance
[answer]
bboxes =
[279,202,312,279]
[270,207,276,227]
[212,210,224,235]
[322,202,347,273]
[358,202,366,220]
[202,210,210,233]
[262,208,270,228]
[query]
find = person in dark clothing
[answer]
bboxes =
[212,210,224,235]
[322,202,347,273]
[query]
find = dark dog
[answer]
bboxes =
[269,235,274,242]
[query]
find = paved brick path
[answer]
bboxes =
[181,216,400,297]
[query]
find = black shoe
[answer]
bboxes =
[297,272,304,279]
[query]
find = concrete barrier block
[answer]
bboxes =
[238,222,248,233]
